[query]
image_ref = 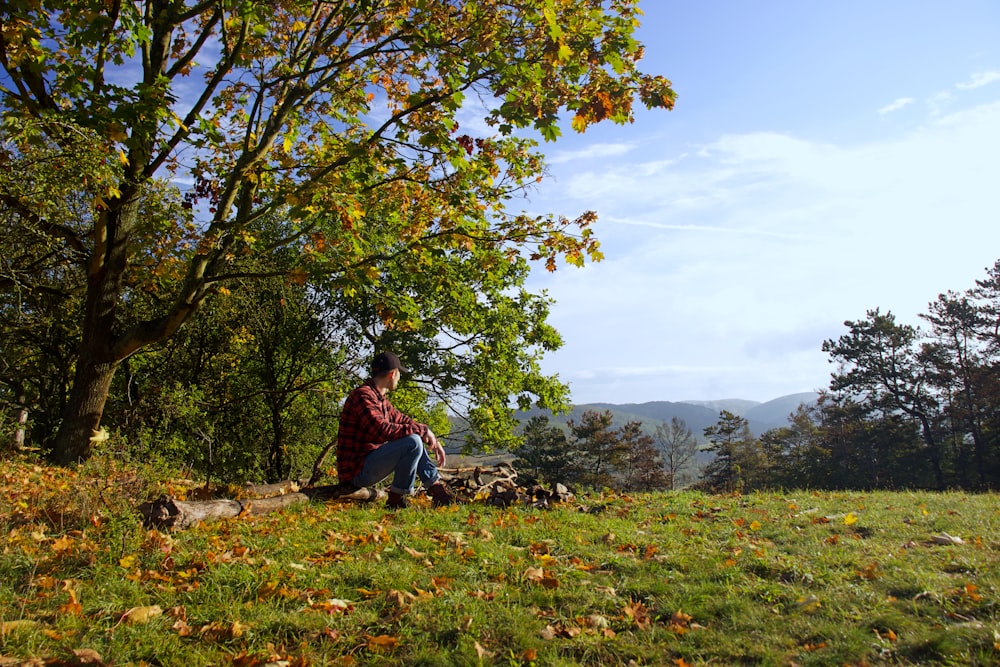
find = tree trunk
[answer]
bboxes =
[51,355,119,464]
[50,197,136,464]
[14,395,27,449]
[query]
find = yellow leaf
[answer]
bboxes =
[121,605,163,625]
[51,535,75,553]
[118,148,129,166]
[229,619,249,637]
[796,595,822,613]
[1,619,41,635]
[844,512,858,526]
[119,554,138,569]
[291,20,307,31]
[108,125,128,142]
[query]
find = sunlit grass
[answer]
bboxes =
[1,455,998,666]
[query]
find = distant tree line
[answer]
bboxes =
[696,260,1000,493]
[516,261,1000,494]
[512,411,699,491]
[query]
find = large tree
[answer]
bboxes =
[700,410,759,493]
[653,416,697,490]
[512,414,572,484]
[566,409,625,489]
[0,0,675,463]
[822,309,945,489]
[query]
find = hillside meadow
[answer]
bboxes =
[1,456,998,666]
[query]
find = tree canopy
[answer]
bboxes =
[0,0,675,464]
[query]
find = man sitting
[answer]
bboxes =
[336,351,455,508]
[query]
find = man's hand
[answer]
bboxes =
[423,428,446,467]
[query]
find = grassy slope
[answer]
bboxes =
[1,456,998,666]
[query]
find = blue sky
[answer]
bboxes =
[518,1,1000,405]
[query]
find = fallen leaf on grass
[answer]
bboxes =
[1,619,41,635]
[474,641,493,660]
[622,600,651,630]
[468,589,495,600]
[385,589,417,608]
[198,620,250,641]
[540,623,581,640]
[173,618,193,637]
[801,641,828,651]
[796,595,822,613]
[72,648,103,665]
[308,598,354,614]
[523,566,558,588]
[365,634,399,653]
[119,605,163,625]
[402,546,426,559]
[874,627,898,642]
[931,532,965,545]
[669,610,694,633]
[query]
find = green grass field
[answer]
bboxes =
[1,456,998,666]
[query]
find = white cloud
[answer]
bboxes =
[956,71,1000,90]
[878,97,915,115]
[530,99,1000,403]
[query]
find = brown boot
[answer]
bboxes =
[427,482,456,507]
[386,491,410,509]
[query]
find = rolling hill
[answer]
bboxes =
[513,392,820,440]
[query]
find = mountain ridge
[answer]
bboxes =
[516,392,820,438]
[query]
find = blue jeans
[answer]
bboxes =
[351,433,441,496]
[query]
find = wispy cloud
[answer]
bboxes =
[878,97,914,115]
[530,98,1000,403]
[605,216,821,241]
[956,70,1000,90]
[548,142,635,164]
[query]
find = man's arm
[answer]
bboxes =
[422,428,446,467]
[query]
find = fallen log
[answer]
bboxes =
[138,464,573,530]
[138,484,383,530]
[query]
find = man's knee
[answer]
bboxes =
[401,433,423,457]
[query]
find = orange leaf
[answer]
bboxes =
[365,634,399,652]
[51,535,75,553]
[671,610,693,627]
[622,600,651,630]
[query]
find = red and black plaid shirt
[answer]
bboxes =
[336,380,428,483]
